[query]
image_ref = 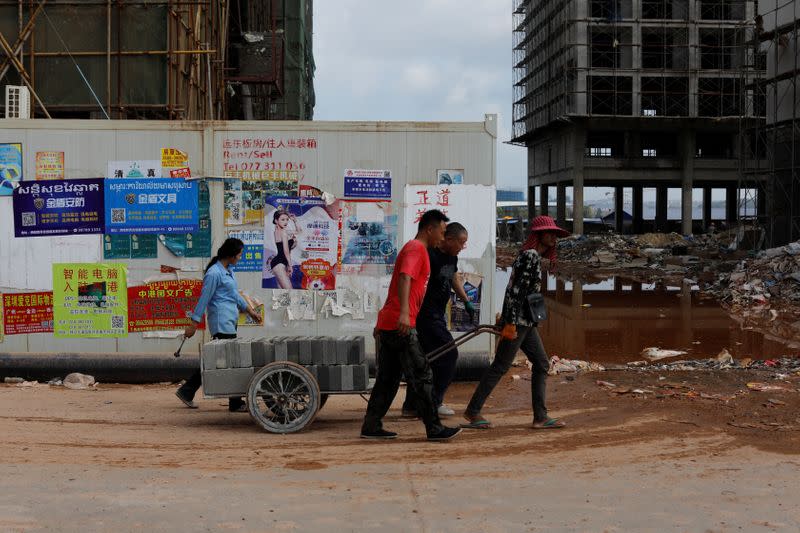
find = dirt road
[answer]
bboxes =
[1,370,798,531]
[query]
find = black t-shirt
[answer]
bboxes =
[418,247,458,318]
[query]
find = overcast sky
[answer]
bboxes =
[313,0,526,192]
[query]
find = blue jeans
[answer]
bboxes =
[466,325,550,422]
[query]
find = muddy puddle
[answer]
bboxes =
[495,270,798,364]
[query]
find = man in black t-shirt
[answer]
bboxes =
[402,222,474,417]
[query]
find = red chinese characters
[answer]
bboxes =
[2,292,54,335]
[126,280,206,332]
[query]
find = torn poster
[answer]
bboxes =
[339,201,397,269]
[448,273,482,332]
[237,292,264,326]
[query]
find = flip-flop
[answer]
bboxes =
[532,418,565,429]
[461,416,492,429]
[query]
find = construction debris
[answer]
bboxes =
[641,347,688,361]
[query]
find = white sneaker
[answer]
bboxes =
[437,404,455,417]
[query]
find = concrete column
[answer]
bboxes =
[528,185,537,218]
[702,187,712,231]
[614,185,625,233]
[757,182,767,218]
[656,185,668,232]
[572,127,586,235]
[632,185,644,234]
[725,185,738,224]
[539,184,549,218]
[556,182,567,225]
[681,130,695,235]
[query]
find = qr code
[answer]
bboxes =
[111,315,124,329]
[21,212,36,227]
[111,208,126,223]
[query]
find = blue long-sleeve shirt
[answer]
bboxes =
[191,262,248,336]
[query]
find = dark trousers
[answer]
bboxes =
[177,332,242,409]
[362,329,444,436]
[402,315,457,409]
[465,325,550,422]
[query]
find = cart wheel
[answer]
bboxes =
[318,394,329,411]
[247,361,320,434]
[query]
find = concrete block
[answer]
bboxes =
[316,365,332,390]
[286,337,300,361]
[329,365,343,391]
[251,339,266,367]
[330,337,346,365]
[273,339,288,361]
[349,336,366,365]
[201,342,217,371]
[235,340,252,368]
[225,341,238,368]
[215,340,230,369]
[202,368,254,396]
[341,365,354,391]
[333,337,348,366]
[297,336,312,364]
[304,365,318,382]
[353,364,369,390]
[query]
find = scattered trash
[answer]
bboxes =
[16,381,40,388]
[47,378,63,386]
[641,347,688,361]
[63,373,96,390]
[512,374,521,381]
[767,398,787,406]
[3,377,24,384]
[746,382,789,392]
[596,380,617,389]
[548,356,605,375]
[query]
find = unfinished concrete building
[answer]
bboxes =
[748,1,800,245]
[0,0,314,120]
[512,0,763,235]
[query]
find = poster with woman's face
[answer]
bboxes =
[262,196,340,290]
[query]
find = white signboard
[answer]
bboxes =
[403,184,495,259]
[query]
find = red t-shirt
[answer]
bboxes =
[376,239,431,330]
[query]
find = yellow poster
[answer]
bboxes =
[161,148,188,168]
[35,151,65,180]
[237,292,264,326]
[52,263,128,338]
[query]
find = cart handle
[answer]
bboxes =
[426,324,502,363]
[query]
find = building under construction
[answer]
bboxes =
[512,0,763,236]
[746,0,800,246]
[0,0,314,120]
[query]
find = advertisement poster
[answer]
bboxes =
[403,184,496,259]
[228,229,264,272]
[53,263,128,338]
[103,234,158,259]
[159,180,211,257]
[343,169,392,200]
[107,160,162,179]
[104,178,198,234]
[35,151,65,180]
[262,196,340,290]
[161,148,188,169]
[448,273,482,332]
[169,167,191,178]
[339,202,397,268]
[13,178,105,238]
[223,170,299,225]
[127,280,204,332]
[437,169,464,185]
[0,142,23,196]
[237,293,264,326]
[2,292,54,335]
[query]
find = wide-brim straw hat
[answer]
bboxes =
[529,215,570,237]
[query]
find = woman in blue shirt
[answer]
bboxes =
[176,238,262,410]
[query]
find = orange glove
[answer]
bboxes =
[501,323,517,340]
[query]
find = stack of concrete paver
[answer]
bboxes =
[200,336,368,396]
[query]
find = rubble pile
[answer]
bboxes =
[711,240,800,324]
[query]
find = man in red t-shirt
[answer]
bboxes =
[361,209,462,442]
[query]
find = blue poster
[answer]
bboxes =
[13,178,105,237]
[104,178,198,234]
[343,169,392,200]
[0,143,23,196]
[228,229,264,272]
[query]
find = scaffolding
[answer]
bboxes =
[0,0,226,119]
[512,0,757,144]
[739,0,800,246]
[0,0,314,121]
